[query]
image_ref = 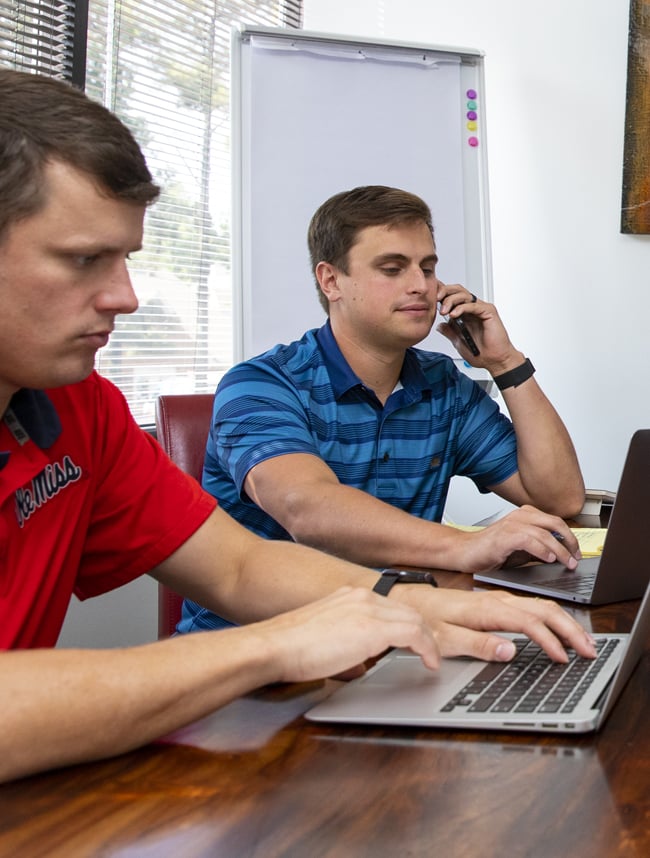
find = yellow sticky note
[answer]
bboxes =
[570,528,608,558]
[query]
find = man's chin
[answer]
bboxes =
[399,319,435,343]
[51,359,98,389]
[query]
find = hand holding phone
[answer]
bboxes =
[440,307,480,356]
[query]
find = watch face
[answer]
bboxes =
[397,571,424,583]
[373,570,437,595]
[390,570,437,586]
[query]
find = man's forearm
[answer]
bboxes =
[271,484,461,573]
[501,377,584,516]
[154,506,393,622]
[0,588,441,784]
[0,631,275,784]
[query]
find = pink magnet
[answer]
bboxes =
[468,136,479,147]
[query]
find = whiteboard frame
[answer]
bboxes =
[231,24,493,369]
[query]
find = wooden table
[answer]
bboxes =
[0,574,648,857]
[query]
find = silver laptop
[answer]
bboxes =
[306,579,650,733]
[474,429,650,605]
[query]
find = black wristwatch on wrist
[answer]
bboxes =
[493,357,535,391]
[372,568,438,596]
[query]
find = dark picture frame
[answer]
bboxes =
[622,0,650,233]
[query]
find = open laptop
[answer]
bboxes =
[306,578,650,734]
[473,429,650,605]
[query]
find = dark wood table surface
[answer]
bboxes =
[1,546,648,855]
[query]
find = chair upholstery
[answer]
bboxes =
[154,393,214,638]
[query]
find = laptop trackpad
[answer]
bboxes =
[514,555,600,581]
[309,651,482,721]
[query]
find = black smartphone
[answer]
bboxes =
[440,308,480,356]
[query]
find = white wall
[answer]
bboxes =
[304,0,648,492]
[57,576,158,648]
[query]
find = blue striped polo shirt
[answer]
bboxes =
[178,321,517,633]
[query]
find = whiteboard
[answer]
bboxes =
[231,25,493,367]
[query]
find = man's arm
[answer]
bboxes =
[1,508,595,783]
[244,453,582,572]
[0,587,438,784]
[487,371,584,516]
[437,285,585,517]
[154,506,596,663]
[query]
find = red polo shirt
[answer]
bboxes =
[0,373,216,649]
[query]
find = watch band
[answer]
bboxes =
[373,569,438,596]
[493,358,535,391]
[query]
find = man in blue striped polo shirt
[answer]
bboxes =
[180,185,584,633]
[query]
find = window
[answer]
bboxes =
[0,0,87,84]
[2,0,302,425]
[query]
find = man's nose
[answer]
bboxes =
[99,263,139,314]
[406,267,428,292]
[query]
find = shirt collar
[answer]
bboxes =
[315,321,362,398]
[315,320,433,400]
[3,389,62,449]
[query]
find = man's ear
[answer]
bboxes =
[316,261,342,304]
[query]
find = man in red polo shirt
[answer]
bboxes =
[0,69,596,783]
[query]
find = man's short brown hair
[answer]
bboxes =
[0,69,159,240]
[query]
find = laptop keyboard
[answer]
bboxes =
[533,573,596,595]
[441,637,619,715]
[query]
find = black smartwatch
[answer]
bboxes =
[493,358,535,391]
[373,568,438,596]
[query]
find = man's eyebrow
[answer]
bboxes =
[420,253,438,266]
[372,253,439,265]
[372,253,409,265]
[57,241,143,255]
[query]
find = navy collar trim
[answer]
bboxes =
[4,389,61,449]
[315,321,362,398]
[315,321,433,399]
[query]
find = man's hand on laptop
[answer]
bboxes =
[391,587,598,664]
[453,506,582,573]
[253,585,595,689]
[251,586,441,684]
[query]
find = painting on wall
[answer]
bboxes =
[622,0,650,233]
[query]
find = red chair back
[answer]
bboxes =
[154,393,214,637]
